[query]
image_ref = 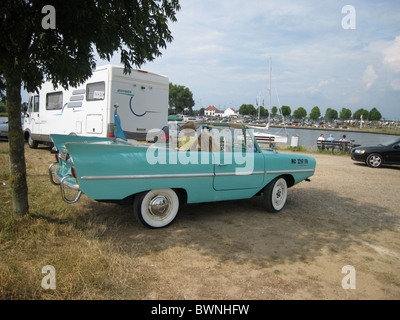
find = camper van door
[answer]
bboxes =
[27,94,40,134]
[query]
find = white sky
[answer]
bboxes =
[24,0,400,120]
[137,0,400,120]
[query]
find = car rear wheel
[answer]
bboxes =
[263,177,288,213]
[133,188,180,228]
[366,153,383,168]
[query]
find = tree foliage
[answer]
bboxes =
[325,108,338,120]
[293,107,307,119]
[309,106,321,120]
[239,104,256,116]
[0,100,6,113]
[271,106,278,117]
[1,0,180,92]
[254,105,269,118]
[368,107,382,121]
[280,105,291,117]
[353,108,369,120]
[169,83,194,114]
[340,108,352,120]
[0,0,180,216]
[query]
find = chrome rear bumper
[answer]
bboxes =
[49,162,82,204]
[49,162,61,185]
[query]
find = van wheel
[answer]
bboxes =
[27,135,38,149]
[133,189,180,228]
[263,177,288,213]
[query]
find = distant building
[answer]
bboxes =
[204,106,220,117]
[223,108,238,117]
[205,106,238,118]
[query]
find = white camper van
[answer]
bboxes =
[24,65,169,148]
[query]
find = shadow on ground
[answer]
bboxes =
[70,185,398,268]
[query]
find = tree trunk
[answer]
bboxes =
[6,71,29,217]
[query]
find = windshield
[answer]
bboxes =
[380,138,400,146]
[168,121,179,131]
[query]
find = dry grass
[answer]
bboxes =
[0,142,154,299]
[1,140,400,300]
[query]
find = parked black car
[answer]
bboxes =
[351,138,400,168]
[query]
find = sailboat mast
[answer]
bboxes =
[257,92,262,120]
[268,57,272,125]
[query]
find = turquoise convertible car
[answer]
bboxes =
[49,123,316,228]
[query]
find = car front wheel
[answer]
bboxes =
[366,153,383,168]
[27,134,38,149]
[263,177,288,213]
[133,188,180,228]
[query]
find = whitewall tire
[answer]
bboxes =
[263,177,288,213]
[134,188,180,228]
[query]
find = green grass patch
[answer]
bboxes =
[285,145,309,153]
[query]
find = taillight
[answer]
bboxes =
[108,132,115,138]
[55,153,59,162]
[160,134,170,143]
[71,166,77,179]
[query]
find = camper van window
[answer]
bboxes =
[34,95,39,112]
[86,82,105,101]
[46,92,63,110]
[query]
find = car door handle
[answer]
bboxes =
[218,164,228,167]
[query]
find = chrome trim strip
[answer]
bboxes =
[81,173,214,181]
[266,169,315,174]
[81,169,314,181]
[214,171,264,177]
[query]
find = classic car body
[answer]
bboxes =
[49,123,316,228]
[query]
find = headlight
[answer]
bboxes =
[354,149,366,154]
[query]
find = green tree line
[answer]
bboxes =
[0,100,27,115]
[0,100,6,114]
[237,104,383,121]
[238,104,269,117]
[169,83,194,114]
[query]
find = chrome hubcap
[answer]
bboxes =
[274,186,283,205]
[148,195,169,218]
[273,180,287,209]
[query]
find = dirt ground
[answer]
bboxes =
[105,150,400,300]
[3,144,400,299]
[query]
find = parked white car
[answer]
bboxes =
[0,116,25,139]
[0,119,7,139]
